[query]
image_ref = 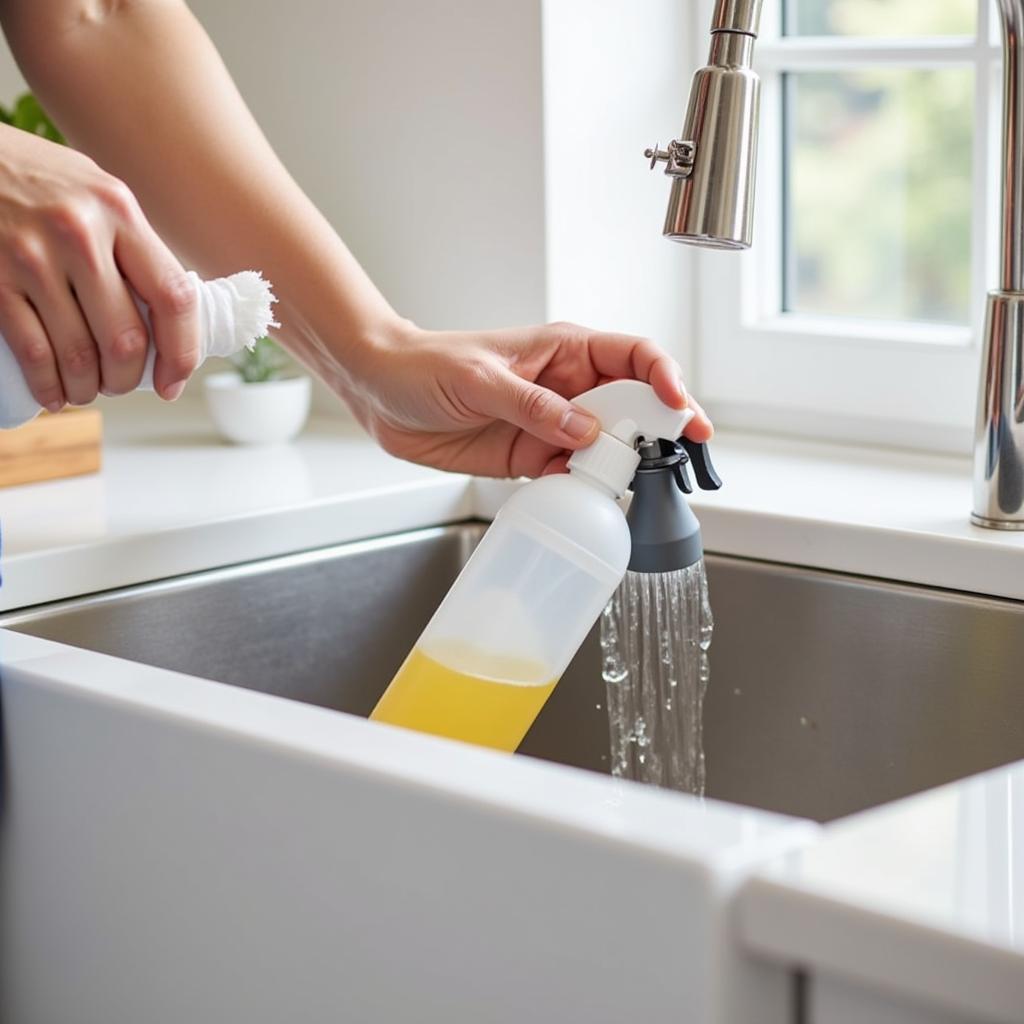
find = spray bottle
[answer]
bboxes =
[370,379,701,752]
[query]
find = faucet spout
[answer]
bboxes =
[647,0,1024,529]
[646,0,764,249]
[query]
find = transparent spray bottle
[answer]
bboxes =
[371,380,693,752]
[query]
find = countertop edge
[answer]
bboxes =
[736,873,1024,1024]
[4,413,1024,609]
[1,476,474,612]
[473,476,1024,603]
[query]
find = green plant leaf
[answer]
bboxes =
[229,336,293,384]
[11,93,65,145]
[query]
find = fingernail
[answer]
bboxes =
[45,401,63,414]
[561,407,598,441]
[164,381,187,402]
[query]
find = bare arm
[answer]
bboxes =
[0,0,394,394]
[1,0,711,475]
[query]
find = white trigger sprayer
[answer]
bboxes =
[370,379,705,752]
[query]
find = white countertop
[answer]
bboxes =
[479,433,1024,603]
[4,397,1024,612]
[0,397,472,611]
[2,396,1023,1017]
[738,761,1024,1023]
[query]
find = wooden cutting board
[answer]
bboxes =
[0,408,103,488]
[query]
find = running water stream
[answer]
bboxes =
[600,560,713,795]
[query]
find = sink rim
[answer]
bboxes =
[0,613,815,871]
[5,521,1022,636]
[5,521,1022,833]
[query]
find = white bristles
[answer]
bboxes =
[223,270,280,350]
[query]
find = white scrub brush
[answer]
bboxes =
[0,269,279,429]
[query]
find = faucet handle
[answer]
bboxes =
[644,139,695,177]
[680,438,722,491]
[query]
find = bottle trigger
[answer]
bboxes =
[680,438,722,491]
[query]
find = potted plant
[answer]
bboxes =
[0,92,66,142]
[204,336,312,444]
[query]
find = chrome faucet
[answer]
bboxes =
[646,0,1024,530]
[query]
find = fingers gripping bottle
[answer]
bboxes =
[0,270,278,429]
[371,380,695,752]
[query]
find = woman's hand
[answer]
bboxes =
[0,124,201,411]
[343,321,714,478]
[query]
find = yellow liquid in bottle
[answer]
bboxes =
[370,645,557,753]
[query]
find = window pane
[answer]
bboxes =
[784,69,973,325]
[784,0,976,37]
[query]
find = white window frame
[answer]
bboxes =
[692,0,1002,452]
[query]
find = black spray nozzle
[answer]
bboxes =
[626,437,722,574]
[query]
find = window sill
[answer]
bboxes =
[474,430,1024,602]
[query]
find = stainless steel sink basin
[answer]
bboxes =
[4,523,1023,822]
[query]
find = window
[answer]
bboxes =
[694,0,999,450]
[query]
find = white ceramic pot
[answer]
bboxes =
[204,372,312,445]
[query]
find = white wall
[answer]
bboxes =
[0,2,696,409]
[542,0,698,377]
[191,0,551,413]
[190,0,547,333]
[0,30,23,98]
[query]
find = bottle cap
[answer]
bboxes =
[566,380,695,497]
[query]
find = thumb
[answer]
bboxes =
[490,369,600,449]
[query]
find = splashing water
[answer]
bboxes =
[600,561,713,795]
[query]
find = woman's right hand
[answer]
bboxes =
[0,123,200,411]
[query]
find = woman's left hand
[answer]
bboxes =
[342,321,714,479]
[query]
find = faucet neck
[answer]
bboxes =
[711,0,762,37]
[709,31,754,68]
[996,0,1024,293]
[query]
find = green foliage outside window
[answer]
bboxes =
[787,0,976,37]
[783,0,976,324]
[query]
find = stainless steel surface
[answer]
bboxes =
[711,0,762,36]
[973,1,1024,528]
[997,0,1024,294]
[6,524,1024,824]
[708,30,755,67]
[645,1,761,249]
[973,291,1024,527]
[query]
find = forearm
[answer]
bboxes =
[0,0,400,393]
